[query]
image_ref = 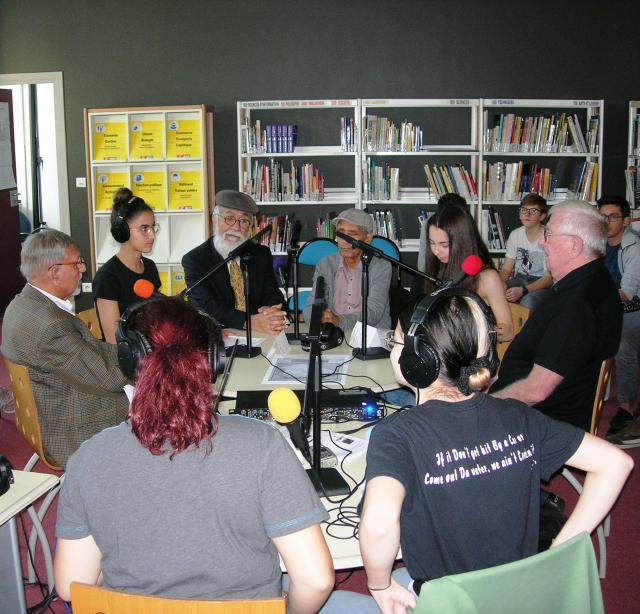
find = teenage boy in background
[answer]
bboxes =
[500,193,552,312]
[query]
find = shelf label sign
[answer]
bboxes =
[129,120,163,160]
[94,171,129,211]
[132,170,167,210]
[172,270,187,294]
[166,118,201,158]
[168,169,202,210]
[92,121,127,161]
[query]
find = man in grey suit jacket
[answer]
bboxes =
[1,230,129,468]
[303,209,391,330]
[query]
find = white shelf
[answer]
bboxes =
[364,148,478,156]
[482,151,599,158]
[241,146,357,157]
[483,99,602,109]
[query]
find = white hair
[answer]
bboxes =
[548,200,607,256]
[20,229,75,279]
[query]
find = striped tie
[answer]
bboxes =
[229,259,246,311]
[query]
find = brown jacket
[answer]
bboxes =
[1,284,129,467]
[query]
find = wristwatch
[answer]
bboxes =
[521,286,529,296]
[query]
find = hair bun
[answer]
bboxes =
[456,356,492,395]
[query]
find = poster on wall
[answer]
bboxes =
[132,169,167,210]
[168,168,202,210]
[95,170,130,211]
[0,103,17,189]
[166,116,201,159]
[92,118,127,161]
[129,119,164,160]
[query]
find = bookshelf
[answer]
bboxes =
[480,99,604,253]
[84,105,215,295]
[626,101,640,208]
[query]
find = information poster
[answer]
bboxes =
[95,170,130,211]
[129,120,163,160]
[132,170,167,210]
[168,169,202,210]
[166,117,201,158]
[158,270,170,294]
[172,269,187,295]
[92,119,127,161]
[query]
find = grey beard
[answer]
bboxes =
[213,233,244,258]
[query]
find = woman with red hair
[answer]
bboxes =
[53,297,334,612]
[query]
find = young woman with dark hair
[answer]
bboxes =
[53,297,336,613]
[93,189,161,343]
[413,206,514,341]
[359,292,633,613]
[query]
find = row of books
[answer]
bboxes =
[362,115,423,152]
[371,209,401,242]
[363,160,400,200]
[483,161,557,201]
[570,160,599,202]
[624,166,640,208]
[340,116,357,152]
[633,116,640,156]
[483,112,599,154]
[423,164,478,201]
[242,159,325,202]
[481,207,508,250]
[240,119,298,154]
[316,213,336,239]
[251,214,297,252]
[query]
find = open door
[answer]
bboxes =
[0,88,24,315]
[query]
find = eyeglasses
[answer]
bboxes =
[48,257,86,271]
[519,207,542,216]
[216,213,252,229]
[602,214,624,222]
[132,223,160,235]
[383,330,404,351]
[542,227,576,241]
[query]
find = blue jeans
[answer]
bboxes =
[282,574,378,613]
[506,274,549,312]
[615,310,640,406]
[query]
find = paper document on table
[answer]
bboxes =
[349,321,386,349]
[262,354,350,386]
[224,335,265,348]
[320,430,368,462]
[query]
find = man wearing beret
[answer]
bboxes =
[303,209,391,330]
[182,190,286,335]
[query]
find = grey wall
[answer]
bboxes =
[0,0,634,263]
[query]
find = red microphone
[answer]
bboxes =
[443,254,483,289]
[132,279,157,300]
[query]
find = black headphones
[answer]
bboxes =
[115,298,226,382]
[0,455,14,497]
[111,196,144,243]
[398,288,499,390]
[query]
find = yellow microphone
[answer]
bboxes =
[268,388,310,462]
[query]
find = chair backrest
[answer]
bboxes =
[77,307,103,340]
[297,238,338,266]
[590,358,613,436]
[496,302,531,363]
[412,532,603,614]
[3,357,62,471]
[70,583,286,614]
[371,235,402,285]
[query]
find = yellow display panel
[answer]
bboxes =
[172,269,187,295]
[168,169,203,210]
[132,170,167,210]
[94,171,130,211]
[166,118,201,159]
[92,120,127,161]
[158,270,170,295]
[129,120,164,160]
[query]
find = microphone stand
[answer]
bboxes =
[285,244,302,344]
[237,252,261,358]
[353,251,391,361]
[302,279,350,497]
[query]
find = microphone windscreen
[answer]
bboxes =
[133,278,155,299]
[461,255,483,277]
[268,388,301,423]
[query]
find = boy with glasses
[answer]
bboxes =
[596,196,640,445]
[499,193,552,312]
[182,190,286,335]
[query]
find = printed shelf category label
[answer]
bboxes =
[95,171,129,211]
[130,120,164,160]
[92,120,127,161]
[132,170,167,210]
[168,169,203,210]
[166,118,201,159]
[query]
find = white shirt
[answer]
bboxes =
[29,283,75,315]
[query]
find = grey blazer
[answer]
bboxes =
[1,284,129,468]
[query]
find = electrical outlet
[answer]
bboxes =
[82,282,92,293]
[76,177,87,188]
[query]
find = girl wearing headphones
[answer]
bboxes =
[54,297,335,611]
[93,189,161,342]
[359,291,632,612]
[413,205,514,341]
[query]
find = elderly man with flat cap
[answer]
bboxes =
[182,190,286,334]
[303,208,391,330]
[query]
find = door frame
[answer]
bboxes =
[0,71,70,233]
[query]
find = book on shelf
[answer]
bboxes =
[362,114,423,152]
[243,159,325,202]
[483,161,557,200]
[635,116,640,156]
[240,120,298,154]
[252,213,297,252]
[568,160,599,202]
[484,111,595,153]
[340,115,357,152]
[423,163,477,201]
[370,209,400,243]
[625,166,638,208]
[481,207,506,250]
[316,213,336,239]
[364,159,399,200]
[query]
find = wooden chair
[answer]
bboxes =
[561,358,614,578]
[77,306,103,340]
[3,357,63,590]
[496,302,530,363]
[70,582,286,614]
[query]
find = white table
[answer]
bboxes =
[0,470,60,614]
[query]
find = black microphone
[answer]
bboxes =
[227,225,272,260]
[268,388,311,464]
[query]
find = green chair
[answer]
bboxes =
[411,532,603,614]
